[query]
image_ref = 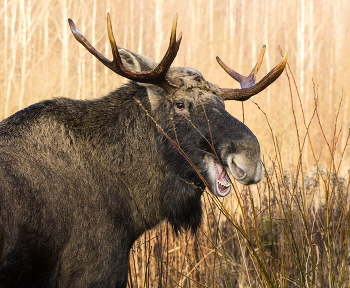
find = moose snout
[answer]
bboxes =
[227,153,263,185]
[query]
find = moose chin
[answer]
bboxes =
[0,13,287,288]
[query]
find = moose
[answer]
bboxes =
[0,14,287,287]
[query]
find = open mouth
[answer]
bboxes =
[214,162,231,197]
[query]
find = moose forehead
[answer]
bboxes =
[167,67,223,97]
[146,66,224,111]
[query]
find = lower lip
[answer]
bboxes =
[216,182,231,197]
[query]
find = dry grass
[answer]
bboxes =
[1,0,349,287]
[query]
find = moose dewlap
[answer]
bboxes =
[0,13,287,287]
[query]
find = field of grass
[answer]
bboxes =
[1,0,349,287]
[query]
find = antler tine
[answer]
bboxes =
[250,45,266,78]
[154,14,183,84]
[217,46,266,89]
[69,13,182,86]
[106,13,124,74]
[217,47,288,101]
[68,18,113,67]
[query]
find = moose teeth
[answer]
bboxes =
[218,181,231,188]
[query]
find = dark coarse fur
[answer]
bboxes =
[0,49,262,287]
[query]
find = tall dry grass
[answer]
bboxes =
[1,0,349,287]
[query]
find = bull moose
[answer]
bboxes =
[0,13,287,287]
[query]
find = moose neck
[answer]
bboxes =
[57,81,205,240]
[80,83,168,239]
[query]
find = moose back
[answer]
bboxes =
[0,14,287,287]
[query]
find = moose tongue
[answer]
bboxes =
[215,163,227,182]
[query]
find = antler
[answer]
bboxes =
[68,13,182,88]
[216,46,288,101]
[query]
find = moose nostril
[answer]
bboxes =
[231,161,246,179]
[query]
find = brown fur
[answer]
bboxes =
[0,49,262,287]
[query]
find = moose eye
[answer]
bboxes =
[174,102,185,111]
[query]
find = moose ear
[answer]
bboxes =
[118,48,166,108]
[118,48,158,72]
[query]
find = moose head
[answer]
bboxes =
[69,13,287,198]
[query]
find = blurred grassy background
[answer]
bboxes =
[1,0,349,287]
[1,0,349,172]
